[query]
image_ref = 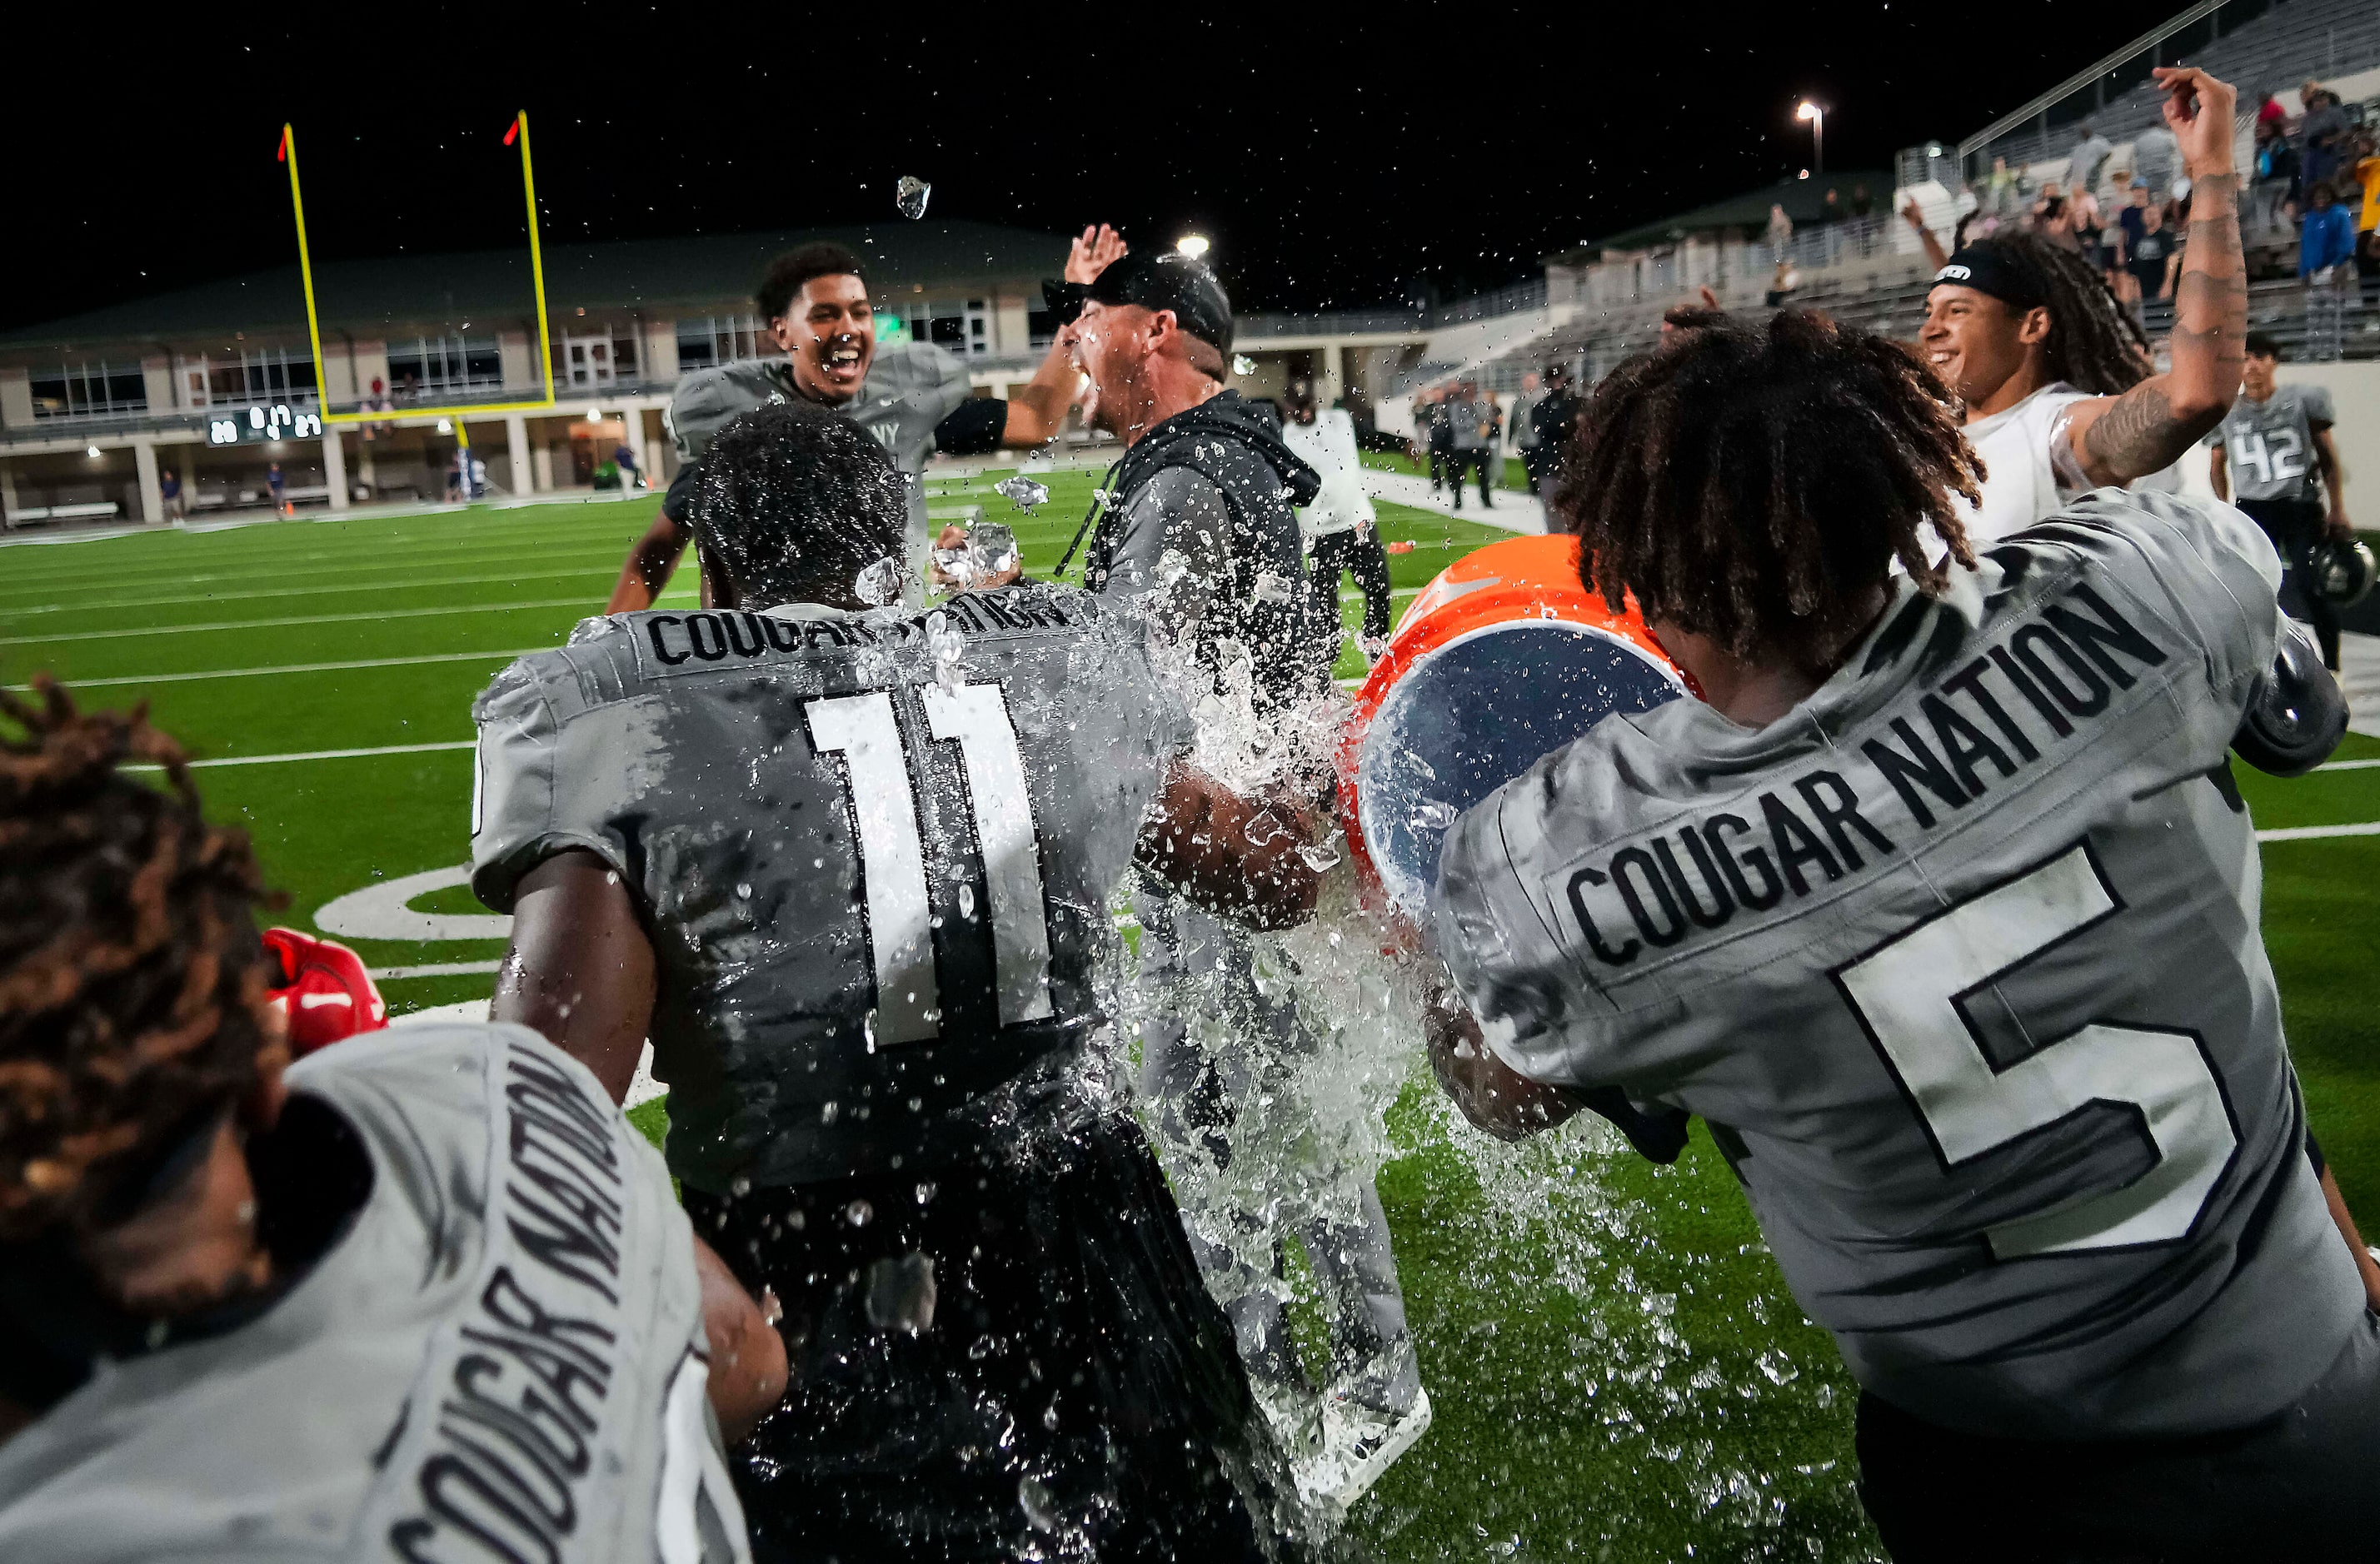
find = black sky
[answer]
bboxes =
[6,2,2185,331]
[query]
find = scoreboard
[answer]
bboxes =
[207,403,324,446]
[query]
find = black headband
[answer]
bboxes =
[1931,246,2043,311]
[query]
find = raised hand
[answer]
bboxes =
[2154,66,2238,180]
[1064,224,1129,285]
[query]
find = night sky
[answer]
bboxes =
[7,3,2185,331]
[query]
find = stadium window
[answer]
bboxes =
[672,314,765,372]
[913,299,990,356]
[1028,308,1057,352]
[384,336,502,401]
[27,359,148,420]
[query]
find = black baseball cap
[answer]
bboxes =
[1930,243,2044,311]
[1043,250,1235,356]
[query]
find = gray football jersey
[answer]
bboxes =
[2205,383,2336,505]
[0,1024,746,1564]
[669,342,973,600]
[1435,491,2368,1441]
[471,585,1192,1193]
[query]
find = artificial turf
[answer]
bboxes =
[4,480,2374,1562]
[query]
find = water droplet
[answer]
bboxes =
[895,175,931,220]
[729,1175,751,1197]
[1018,1476,1059,1534]
[844,1198,874,1228]
[957,882,976,921]
[735,882,751,899]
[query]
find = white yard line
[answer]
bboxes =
[369,960,504,981]
[3,565,617,617]
[2255,821,2380,842]
[2318,758,2380,771]
[6,648,542,688]
[123,740,475,770]
[2,596,598,645]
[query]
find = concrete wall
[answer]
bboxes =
[500,331,536,391]
[142,355,174,413]
[352,340,390,401]
[0,366,32,429]
[641,319,678,386]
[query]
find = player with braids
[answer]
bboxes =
[0,680,782,1563]
[1428,185,2379,1549]
[1922,66,2249,545]
[0,679,281,1262]
[1554,306,1982,676]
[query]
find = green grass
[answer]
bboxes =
[5,485,2375,1562]
[1361,446,1534,493]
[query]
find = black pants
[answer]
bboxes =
[1309,525,1393,645]
[1521,444,1561,496]
[1855,1311,2380,1562]
[2238,496,2341,669]
[1427,437,1452,491]
[686,1113,1310,1562]
[1446,449,1493,508]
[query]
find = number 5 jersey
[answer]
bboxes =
[1434,491,2368,1441]
[469,585,1193,1196]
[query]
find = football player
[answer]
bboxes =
[0,681,783,1562]
[606,227,1126,614]
[1427,310,2379,1557]
[2208,330,2355,668]
[1918,67,2247,545]
[474,403,1325,1560]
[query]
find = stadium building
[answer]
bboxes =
[0,218,1451,530]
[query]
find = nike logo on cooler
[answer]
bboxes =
[298,992,354,1009]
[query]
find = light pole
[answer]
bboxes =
[1797,101,1825,177]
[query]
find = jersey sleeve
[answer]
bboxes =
[933,395,1009,456]
[668,362,771,465]
[469,655,636,911]
[2031,489,2283,727]
[1431,791,1629,1091]
[658,453,703,522]
[2303,386,2337,428]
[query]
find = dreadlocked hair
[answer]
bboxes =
[1965,232,2153,396]
[1551,308,1982,674]
[0,678,282,1243]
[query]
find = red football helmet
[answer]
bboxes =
[262,927,389,1056]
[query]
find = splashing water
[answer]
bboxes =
[896,175,931,220]
[926,609,967,694]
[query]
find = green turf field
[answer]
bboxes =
[5,481,2376,1562]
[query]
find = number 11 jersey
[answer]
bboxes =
[1434,491,2368,1441]
[471,584,1192,1195]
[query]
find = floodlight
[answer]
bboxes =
[1175,235,1210,260]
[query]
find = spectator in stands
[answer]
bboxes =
[2127,200,2178,310]
[1764,257,1803,306]
[2254,117,2303,236]
[159,466,184,523]
[2301,86,2352,189]
[2258,87,2290,136]
[2302,179,2357,284]
[1850,183,1874,219]
[2118,181,2152,256]
[2068,122,2113,199]
[1983,156,2021,220]
[1764,202,1793,255]
[1507,371,1547,495]
[2028,181,2078,250]
[2352,131,2380,297]
[2133,118,2179,200]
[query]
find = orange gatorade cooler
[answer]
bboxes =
[1337,534,1697,919]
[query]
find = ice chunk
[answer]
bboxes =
[992,474,1049,511]
[895,175,931,220]
[864,1253,936,1332]
[854,555,904,606]
[1410,799,1458,830]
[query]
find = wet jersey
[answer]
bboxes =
[0,1024,745,1564]
[470,584,1192,1193]
[2206,384,2336,506]
[667,343,974,600]
[1435,491,2368,1440]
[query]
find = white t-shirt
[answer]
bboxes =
[1960,381,2180,549]
[1280,409,1377,540]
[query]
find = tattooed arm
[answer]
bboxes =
[2065,67,2246,488]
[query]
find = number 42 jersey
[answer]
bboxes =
[471,585,1192,1195]
[1435,491,2368,1441]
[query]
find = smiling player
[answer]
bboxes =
[1918,67,2248,545]
[608,227,1126,613]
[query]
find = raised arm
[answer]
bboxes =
[1901,198,1949,271]
[2066,68,2247,487]
[2313,424,2352,537]
[1135,764,1320,930]
[1003,226,1127,446]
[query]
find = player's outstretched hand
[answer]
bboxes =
[1137,765,1320,929]
[2154,67,2238,179]
[1065,224,1128,285]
